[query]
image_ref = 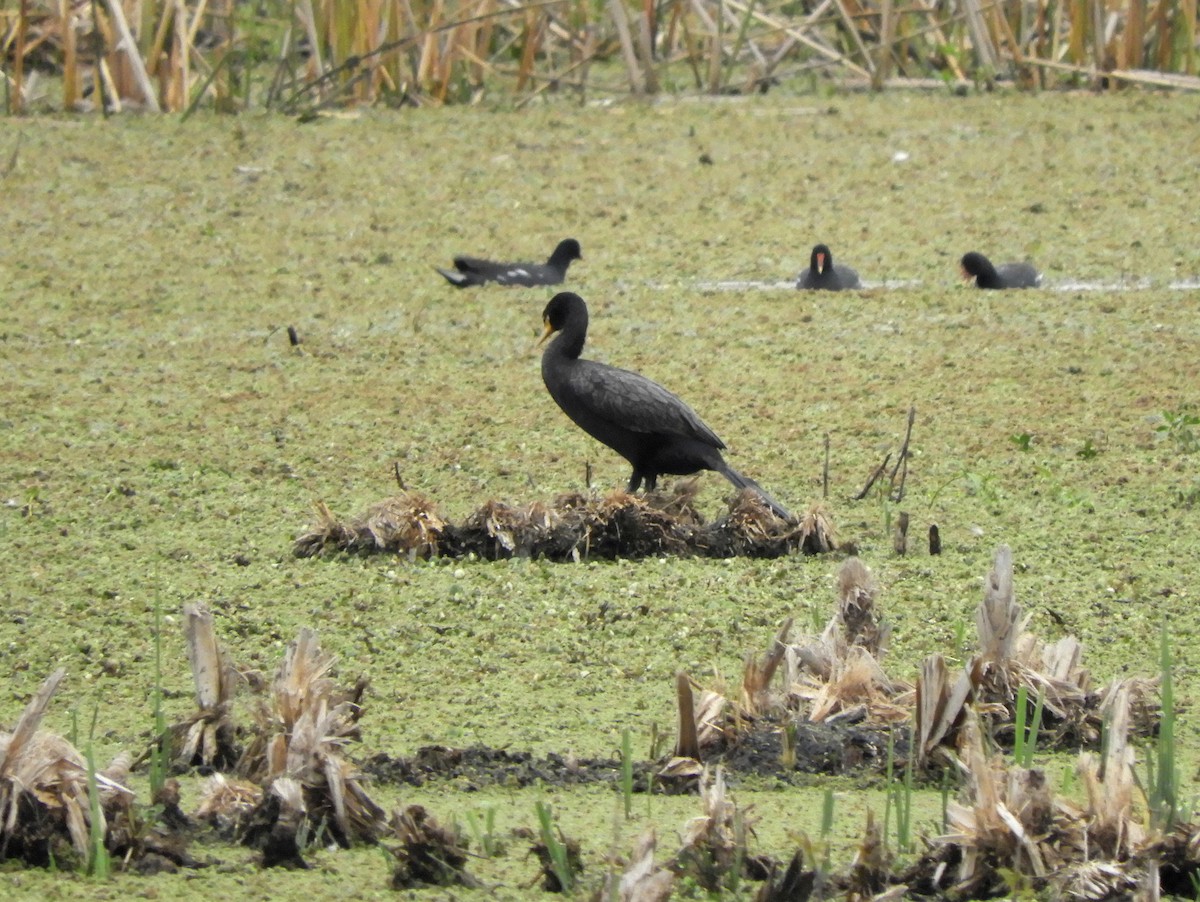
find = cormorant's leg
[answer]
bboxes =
[644,474,658,491]
[627,473,643,493]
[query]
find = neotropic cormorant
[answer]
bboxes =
[960,252,1041,289]
[538,292,792,521]
[436,238,582,288]
[797,244,861,291]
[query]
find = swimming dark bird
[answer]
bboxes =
[538,292,792,521]
[960,252,1041,289]
[436,238,582,288]
[796,244,861,291]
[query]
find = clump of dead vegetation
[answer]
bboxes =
[179,612,386,863]
[668,546,1158,782]
[388,804,478,889]
[0,669,191,873]
[0,670,112,867]
[632,662,1195,900]
[664,555,912,781]
[294,489,833,561]
[0,607,391,874]
[1,545,1197,897]
[914,546,1159,769]
[903,679,1188,899]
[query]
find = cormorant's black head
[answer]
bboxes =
[540,292,587,345]
[811,243,833,274]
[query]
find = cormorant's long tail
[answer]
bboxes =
[716,464,793,523]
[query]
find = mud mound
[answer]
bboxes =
[362,723,903,793]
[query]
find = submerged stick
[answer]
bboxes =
[822,433,830,500]
[853,452,891,501]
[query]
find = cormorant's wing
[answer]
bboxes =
[568,359,726,449]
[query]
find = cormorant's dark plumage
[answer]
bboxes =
[436,238,582,288]
[539,292,791,521]
[961,252,1040,289]
[797,244,861,291]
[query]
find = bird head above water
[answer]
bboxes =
[549,239,583,267]
[811,243,832,274]
[960,251,994,283]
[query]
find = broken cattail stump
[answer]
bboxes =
[929,524,941,555]
[287,326,300,346]
[674,671,701,761]
[893,511,909,555]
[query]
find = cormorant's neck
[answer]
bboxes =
[551,316,588,361]
[549,247,574,270]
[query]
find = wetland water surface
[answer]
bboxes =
[0,91,1198,899]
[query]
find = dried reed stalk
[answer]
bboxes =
[174,602,240,769]
[102,0,160,110]
[8,0,1200,114]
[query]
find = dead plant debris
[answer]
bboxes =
[389,804,478,889]
[294,489,833,561]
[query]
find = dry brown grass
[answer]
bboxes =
[2,0,1197,114]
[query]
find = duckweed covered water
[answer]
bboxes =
[1,90,1199,899]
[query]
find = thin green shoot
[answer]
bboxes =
[620,728,634,820]
[883,731,894,850]
[780,722,797,770]
[535,801,575,893]
[894,730,914,853]
[1013,684,1028,764]
[1023,687,1046,767]
[940,767,951,834]
[84,739,110,878]
[149,595,169,798]
[952,618,967,658]
[1012,684,1046,768]
[1149,620,1178,831]
[883,729,914,853]
[465,805,501,858]
[730,807,745,893]
[820,787,835,837]
[820,787,835,872]
[723,0,760,87]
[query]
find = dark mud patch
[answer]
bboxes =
[362,722,906,792]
